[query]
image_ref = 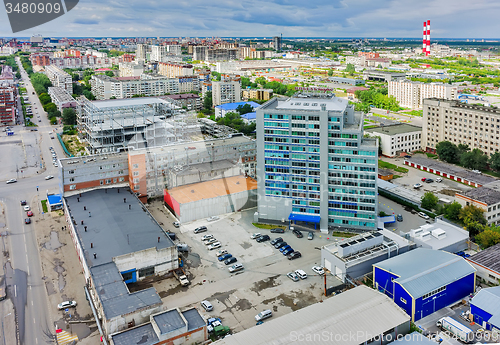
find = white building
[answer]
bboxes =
[408,218,469,253]
[45,65,73,94]
[166,45,182,55]
[212,78,241,107]
[388,80,457,109]
[456,181,500,225]
[365,124,422,157]
[118,62,144,77]
[158,62,193,78]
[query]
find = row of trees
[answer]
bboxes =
[436,141,500,171]
[420,192,500,248]
[354,87,400,112]
[216,111,256,136]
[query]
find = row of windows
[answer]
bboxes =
[328,210,375,219]
[422,285,446,300]
[264,114,289,120]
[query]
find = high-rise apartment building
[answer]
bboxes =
[388,80,457,109]
[136,44,149,61]
[273,36,282,51]
[45,65,73,94]
[0,85,16,126]
[212,77,241,106]
[158,62,193,78]
[118,62,144,77]
[423,98,500,156]
[256,93,378,232]
[150,45,167,62]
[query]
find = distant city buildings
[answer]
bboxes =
[242,88,273,101]
[158,62,193,78]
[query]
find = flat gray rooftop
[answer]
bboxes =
[153,309,186,334]
[182,308,205,331]
[405,156,496,186]
[91,97,172,109]
[468,242,500,274]
[366,124,422,136]
[90,262,162,320]
[111,323,159,345]
[65,187,174,267]
[260,94,349,112]
[410,219,469,250]
[458,186,500,205]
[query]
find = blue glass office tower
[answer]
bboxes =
[256,93,378,232]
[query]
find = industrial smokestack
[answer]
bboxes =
[422,21,427,55]
[426,20,431,56]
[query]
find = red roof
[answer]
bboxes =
[95,68,112,71]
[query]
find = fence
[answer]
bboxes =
[57,132,74,157]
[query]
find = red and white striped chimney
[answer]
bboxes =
[422,21,427,55]
[426,20,431,56]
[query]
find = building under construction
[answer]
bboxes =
[76,97,199,154]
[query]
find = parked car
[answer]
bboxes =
[472,170,482,174]
[292,229,303,238]
[194,226,207,234]
[204,238,218,245]
[20,200,27,205]
[216,249,228,257]
[279,245,291,252]
[228,263,244,273]
[251,233,261,239]
[282,248,294,256]
[307,232,314,240]
[275,241,287,249]
[425,178,433,183]
[27,211,33,217]
[201,300,213,312]
[421,177,427,182]
[256,235,270,242]
[218,253,232,262]
[270,228,285,233]
[255,310,273,322]
[6,178,17,184]
[224,257,237,265]
[25,218,31,224]
[396,214,403,222]
[413,183,422,189]
[23,205,30,211]
[295,269,307,280]
[312,266,325,275]
[45,175,54,180]
[173,221,180,228]
[270,237,283,245]
[207,242,221,250]
[418,212,430,220]
[207,216,220,222]
[57,300,77,310]
[287,251,302,260]
[436,177,442,182]
[201,234,214,241]
[287,271,299,282]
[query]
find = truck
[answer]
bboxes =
[0,275,6,301]
[436,316,474,343]
[173,269,190,287]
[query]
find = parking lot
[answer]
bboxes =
[145,202,345,334]
[377,195,429,234]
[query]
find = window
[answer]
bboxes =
[68,170,75,174]
[422,285,446,299]
[100,180,104,185]
[134,184,139,190]
[400,297,407,304]
[138,266,155,278]
[119,177,125,182]
[133,171,139,176]
[132,164,139,169]
[69,178,74,182]
[69,185,76,190]
[133,178,139,183]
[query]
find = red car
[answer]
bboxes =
[421,177,427,182]
[27,211,33,217]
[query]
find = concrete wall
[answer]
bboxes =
[106,304,163,338]
[178,189,257,223]
[467,260,500,285]
[114,246,178,281]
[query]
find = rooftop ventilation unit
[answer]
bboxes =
[337,231,383,258]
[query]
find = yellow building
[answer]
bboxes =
[242,88,273,101]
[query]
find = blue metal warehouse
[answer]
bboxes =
[470,286,500,332]
[373,248,476,322]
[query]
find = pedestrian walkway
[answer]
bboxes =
[55,329,78,345]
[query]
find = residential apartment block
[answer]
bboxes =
[423,98,500,156]
[388,80,457,109]
[365,124,422,157]
[118,62,144,77]
[256,93,378,232]
[45,65,73,94]
[47,87,76,112]
[163,93,201,111]
[212,77,241,107]
[242,88,273,101]
[192,46,238,61]
[158,62,193,78]
[456,181,500,225]
[0,84,16,126]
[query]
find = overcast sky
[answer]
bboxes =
[1,0,500,38]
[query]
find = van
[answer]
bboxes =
[255,309,273,322]
[201,300,213,312]
[194,226,207,234]
[295,269,307,280]
[177,243,189,252]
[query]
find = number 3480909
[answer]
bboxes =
[5,2,62,14]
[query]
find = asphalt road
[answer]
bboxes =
[0,58,63,345]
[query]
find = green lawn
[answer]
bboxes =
[378,160,409,173]
[331,231,356,238]
[252,223,286,230]
[41,200,48,213]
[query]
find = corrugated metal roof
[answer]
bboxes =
[374,248,476,298]
[471,287,500,327]
[468,242,500,274]
[215,101,261,110]
[111,323,159,345]
[388,331,435,344]
[213,285,410,345]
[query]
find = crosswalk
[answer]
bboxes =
[56,329,78,345]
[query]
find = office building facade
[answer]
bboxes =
[256,93,378,232]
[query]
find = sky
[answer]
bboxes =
[1,0,500,38]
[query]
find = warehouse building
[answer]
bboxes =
[470,286,500,332]
[64,187,178,337]
[466,242,500,285]
[373,248,476,322]
[110,307,207,345]
[408,218,469,253]
[164,175,257,223]
[321,229,413,283]
[214,285,411,345]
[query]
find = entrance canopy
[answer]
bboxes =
[288,213,320,223]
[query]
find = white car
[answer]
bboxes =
[201,234,214,241]
[312,266,325,275]
[23,205,30,211]
[53,163,58,167]
[251,233,261,239]
[216,249,228,257]
[45,175,54,180]
[418,212,430,220]
[207,242,221,250]
[207,216,220,222]
[228,263,244,273]
[435,177,442,182]
[6,178,17,184]
[413,183,422,189]
[294,269,307,280]
[57,300,77,310]
[204,238,217,245]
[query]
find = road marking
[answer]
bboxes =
[31,301,33,306]
[36,338,38,344]
[14,285,17,297]
[33,318,35,324]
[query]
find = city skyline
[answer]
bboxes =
[1,0,500,38]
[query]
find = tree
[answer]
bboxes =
[62,108,77,126]
[345,63,355,76]
[436,141,459,163]
[255,77,267,86]
[203,91,212,110]
[327,70,333,77]
[476,227,500,249]
[15,71,21,79]
[39,93,51,105]
[421,192,439,210]
[443,202,462,222]
[459,205,487,236]
[236,104,253,115]
[460,148,488,170]
[489,152,500,172]
[104,71,114,77]
[43,102,57,113]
